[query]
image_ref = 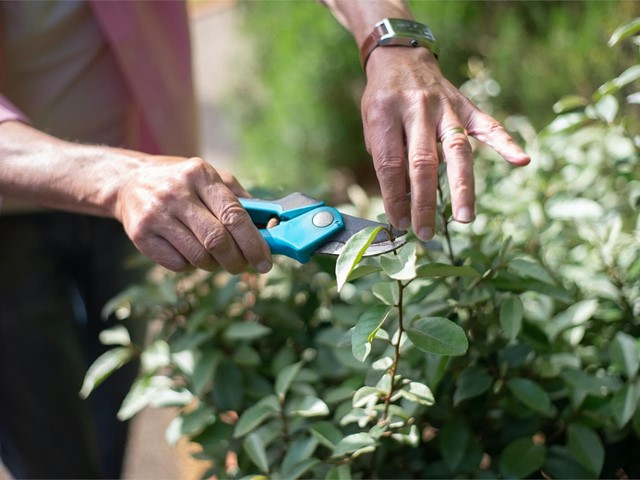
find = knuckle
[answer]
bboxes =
[203,226,229,252]
[218,203,248,230]
[446,136,472,155]
[408,150,440,172]
[374,155,405,178]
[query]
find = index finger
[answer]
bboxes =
[198,179,273,274]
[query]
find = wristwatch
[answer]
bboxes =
[359,18,440,70]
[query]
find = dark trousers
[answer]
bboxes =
[0,212,143,479]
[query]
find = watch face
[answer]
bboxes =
[384,18,437,42]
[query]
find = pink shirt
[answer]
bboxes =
[0,0,198,156]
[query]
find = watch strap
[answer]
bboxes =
[359,23,387,70]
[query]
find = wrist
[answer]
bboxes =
[359,17,440,71]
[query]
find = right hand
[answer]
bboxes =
[115,156,272,274]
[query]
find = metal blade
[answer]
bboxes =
[314,213,407,257]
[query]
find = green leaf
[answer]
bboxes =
[243,432,270,473]
[80,346,133,398]
[611,383,638,428]
[347,264,382,282]
[223,322,272,341]
[567,424,604,476]
[610,332,640,379]
[352,306,391,362]
[332,432,376,458]
[406,317,468,356]
[325,464,352,480]
[336,225,384,292]
[275,362,303,398]
[141,340,171,372]
[439,420,471,472]
[289,396,330,417]
[282,438,318,479]
[453,366,493,406]
[499,437,546,479]
[380,243,417,280]
[507,377,551,414]
[398,381,435,406]
[500,295,524,341]
[192,350,221,396]
[608,18,640,46]
[117,375,172,421]
[372,281,399,306]
[545,299,598,341]
[310,421,344,449]
[234,402,277,438]
[552,95,588,113]
[180,404,216,436]
[415,263,479,278]
[98,325,131,346]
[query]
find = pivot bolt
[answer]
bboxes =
[312,211,334,228]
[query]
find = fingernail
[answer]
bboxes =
[457,207,474,223]
[398,217,410,230]
[256,261,272,274]
[418,227,433,241]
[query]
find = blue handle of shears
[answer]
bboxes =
[240,197,344,263]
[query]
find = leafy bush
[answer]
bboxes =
[83,19,639,479]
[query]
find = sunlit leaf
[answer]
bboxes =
[352,306,391,362]
[399,381,435,406]
[289,396,330,417]
[553,95,588,113]
[80,346,133,398]
[332,432,377,458]
[380,243,417,281]
[141,340,171,372]
[608,18,640,46]
[406,317,468,356]
[98,325,131,346]
[336,226,384,292]
[567,424,604,476]
[372,281,399,306]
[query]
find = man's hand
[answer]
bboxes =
[362,47,531,241]
[115,156,272,274]
[0,121,272,274]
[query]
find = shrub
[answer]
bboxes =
[83,19,639,479]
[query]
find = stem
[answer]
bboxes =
[381,280,405,422]
[437,182,456,265]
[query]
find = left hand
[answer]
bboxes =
[361,46,531,241]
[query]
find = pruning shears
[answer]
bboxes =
[239,193,406,263]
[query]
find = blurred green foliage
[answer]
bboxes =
[230,0,638,192]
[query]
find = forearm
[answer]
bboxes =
[320,0,413,45]
[0,120,142,218]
